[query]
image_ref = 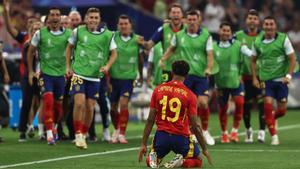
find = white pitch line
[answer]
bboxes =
[0,124,300,169]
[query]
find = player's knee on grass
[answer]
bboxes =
[182,158,202,168]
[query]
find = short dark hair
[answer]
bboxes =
[263,16,277,24]
[172,60,190,77]
[168,3,184,14]
[118,14,133,24]
[86,7,101,15]
[186,10,200,18]
[246,9,259,17]
[48,7,60,15]
[219,21,232,29]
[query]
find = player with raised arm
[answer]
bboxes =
[66,7,117,149]
[251,16,296,145]
[138,60,212,168]
[139,3,185,83]
[159,10,215,145]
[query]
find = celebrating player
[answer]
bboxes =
[235,9,266,143]
[110,15,144,144]
[214,22,252,143]
[159,10,215,145]
[66,7,117,149]
[27,7,72,145]
[251,16,296,145]
[138,60,212,168]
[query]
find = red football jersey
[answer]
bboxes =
[150,80,197,137]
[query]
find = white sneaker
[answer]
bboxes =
[163,154,183,168]
[203,130,215,145]
[75,133,87,149]
[271,134,279,145]
[245,128,253,143]
[191,134,198,143]
[257,130,265,143]
[148,151,158,168]
[102,128,111,142]
[111,129,119,143]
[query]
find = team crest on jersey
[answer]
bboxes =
[193,54,200,61]
[129,57,136,63]
[97,51,103,59]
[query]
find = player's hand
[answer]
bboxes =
[138,144,147,162]
[137,36,145,46]
[204,68,212,76]
[282,77,290,84]
[3,73,10,84]
[28,71,35,86]
[136,77,143,87]
[158,59,165,68]
[252,77,260,88]
[99,65,109,74]
[203,150,213,166]
[66,67,73,78]
[146,77,152,88]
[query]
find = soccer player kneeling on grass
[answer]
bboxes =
[251,16,296,145]
[138,60,212,168]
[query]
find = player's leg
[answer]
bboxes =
[274,82,288,119]
[53,76,65,141]
[243,79,253,143]
[170,135,202,168]
[110,78,121,143]
[263,81,278,145]
[231,84,245,143]
[217,89,230,143]
[146,131,170,168]
[37,101,45,140]
[40,74,56,145]
[98,81,110,141]
[256,90,266,143]
[18,77,34,142]
[117,79,134,144]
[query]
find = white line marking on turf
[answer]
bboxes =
[0,124,300,169]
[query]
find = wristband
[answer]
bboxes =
[286,74,292,80]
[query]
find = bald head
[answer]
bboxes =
[68,11,82,29]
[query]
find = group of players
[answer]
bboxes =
[0,1,297,168]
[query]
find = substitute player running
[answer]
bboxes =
[66,7,117,149]
[234,9,266,143]
[214,22,253,143]
[251,16,296,145]
[28,7,71,145]
[138,60,212,168]
[159,10,215,145]
[110,15,144,144]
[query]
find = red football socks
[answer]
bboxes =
[110,109,119,130]
[54,101,63,123]
[43,93,54,130]
[81,124,89,135]
[119,109,129,135]
[233,96,244,129]
[198,108,210,131]
[73,120,83,134]
[219,104,228,132]
[275,107,286,119]
[182,158,202,168]
[264,103,276,136]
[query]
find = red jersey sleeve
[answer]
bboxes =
[188,92,197,116]
[149,88,158,109]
